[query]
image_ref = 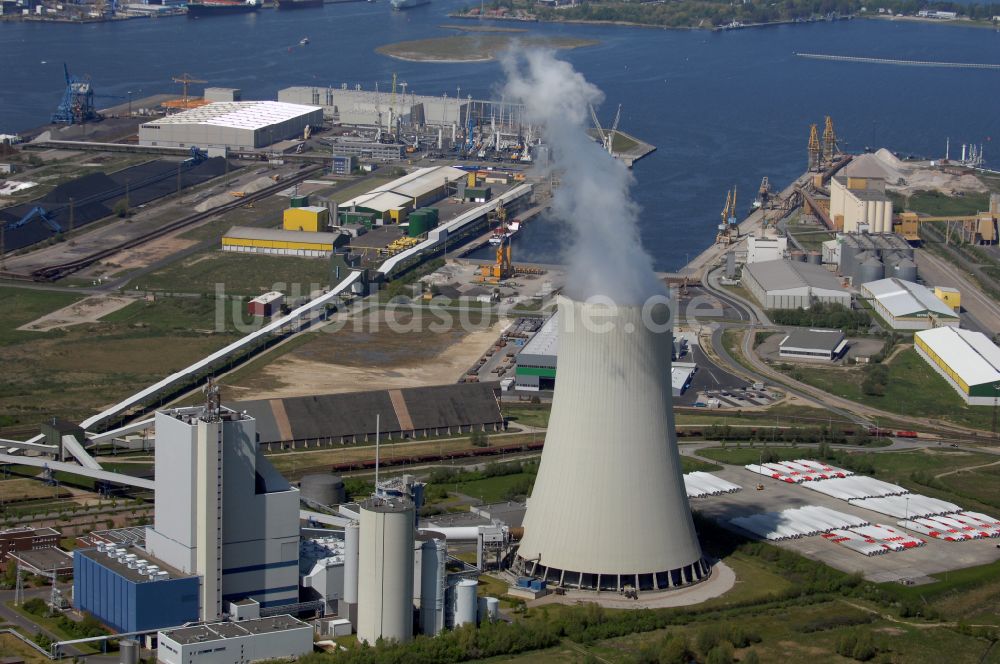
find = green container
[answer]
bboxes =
[290,195,310,208]
[409,216,429,237]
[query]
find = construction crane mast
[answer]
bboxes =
[808,123,822,171]
[606,104,622,155]
[822,116,838,166]
[51,64,100,125]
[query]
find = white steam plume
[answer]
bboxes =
[502,49,664,305]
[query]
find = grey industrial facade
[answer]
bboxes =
[139,102,323,150]
[742,259,851,310]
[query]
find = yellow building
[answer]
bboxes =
[282,206,330,232]
[933,286,961,311]
[222,226,344,257]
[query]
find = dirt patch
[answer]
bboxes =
[227,309,505,399]
[94,235,199,276]
[17,294,136,332]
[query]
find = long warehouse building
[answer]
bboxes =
[139,101,323,150]
[741,259,851,310]
[914,326,1000,405]
[861,277,960,330]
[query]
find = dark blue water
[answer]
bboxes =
[2,10,999,269]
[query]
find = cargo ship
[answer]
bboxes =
[276,0,322,8]
[390,0,429,10]
[187,0,260,16]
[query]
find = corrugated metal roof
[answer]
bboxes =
[916,327,1000,387]
[339,166,465,211]
[521,314,558,357]
[143,101,321,131]
[780,328,845,353]
[744,259,847,293]
[224,225,341,243]
[863,278,958,319]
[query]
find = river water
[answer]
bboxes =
[1,9,999,269]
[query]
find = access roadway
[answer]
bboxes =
[700,266,996,441]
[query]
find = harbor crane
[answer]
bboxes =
[52,64,101,125]
[808,123,822,171]
[716,186,739,244]
[822,116,839,167]
[588,103,622,154]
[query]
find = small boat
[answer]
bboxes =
[488,219,521,245]
[300,36,310,45]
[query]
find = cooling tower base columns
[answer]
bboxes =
[516,558,711,591]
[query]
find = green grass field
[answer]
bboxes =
[791,348,994,431]
[893,189,992,217]
[140,252,333,296]
[0,295,241,428]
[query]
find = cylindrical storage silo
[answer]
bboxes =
[453,579,478,627]
[119,639,139,664]
[419,537,447,636]
[300,474,346,506]
[357,498,414,645]
[806,251,822,264]
[855,257,885,285]
[789,250,805,262]
[894,258,917,282]
[343,521,360,604]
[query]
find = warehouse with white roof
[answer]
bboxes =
[338,166,467,224]
[861,278,960,330]
[741,259,851,309]
[915,327,1000,405]
[139,101,323,150]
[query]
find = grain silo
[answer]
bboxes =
[357,497,414,645]
[516,297,705,591]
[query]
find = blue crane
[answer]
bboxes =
[51,63,117,126]
[2,207,62,234]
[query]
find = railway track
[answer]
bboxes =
[26,165,323,282]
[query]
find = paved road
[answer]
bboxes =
[915,248,1000,334]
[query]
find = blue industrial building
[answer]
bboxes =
[74,548,199,633]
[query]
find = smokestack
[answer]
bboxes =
[516,296,705,591]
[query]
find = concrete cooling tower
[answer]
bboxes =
[516,296,706,591]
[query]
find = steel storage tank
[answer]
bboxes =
[343,520,360,604]
[855,257,885,285]
[300,474,346,506]
[848,251,873,280]
[485,596,500,622]
[119,639,139,664]
[357,498,414,645]
[894,258,918,282]
[452,579,478,627]
[806,251,822,264]
[789,250,806,262]
[419,537,447,636]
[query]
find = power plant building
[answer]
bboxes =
[914,327,1000,405]
[143,406,300,620]
[517,297,705,591]
[139,101,323,150]
[741,259,851,309]
[861,278,960,330]
[157,616,313,664]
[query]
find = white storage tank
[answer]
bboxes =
[419,537,447,636]
[343,521,360,604]
[357,498,415,645]
[478,596,500,623]
[453,578,478,627]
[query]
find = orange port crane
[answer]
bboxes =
[172,73,207,107]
